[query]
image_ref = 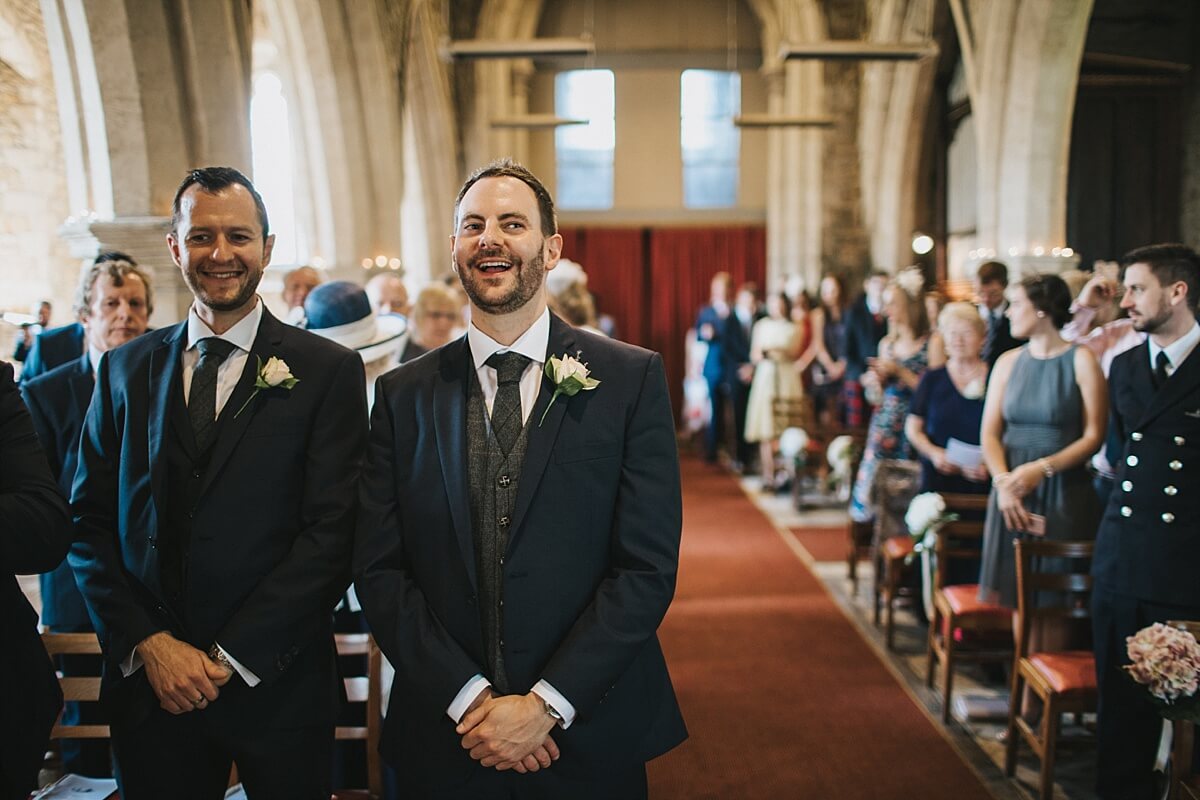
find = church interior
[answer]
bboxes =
[3,0,1199,798]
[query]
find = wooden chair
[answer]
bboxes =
[40,632,108,741]
[332,632,384,800]
[925,501,1012,723]
[1004,539,1097,800]
[864,459,920,615]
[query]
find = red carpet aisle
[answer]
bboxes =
[646,458,997,800]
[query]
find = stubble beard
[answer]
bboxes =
[184,261,262,313]
[1131,299,1173,334]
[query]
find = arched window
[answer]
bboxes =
[250,71,306,265]
[681,69,740,208]
[555,69,615,210]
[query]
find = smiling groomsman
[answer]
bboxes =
[70,167,367,799]
[355,160,687,799]
[1092,243,1200,800]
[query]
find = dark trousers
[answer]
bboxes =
[1092,588,1197,800]
[404,762,647,800]
[729,378,752,466]
[112,702,333,800]
[704,378,726,462]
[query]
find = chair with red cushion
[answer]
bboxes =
[1004,539,1096,800]
[924,494,1011,723]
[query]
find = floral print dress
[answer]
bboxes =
[848,338,931,522]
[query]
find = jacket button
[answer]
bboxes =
[1121,481,1133,492]
[1120,506,1132,517]
[1170,460,1183,471]
[497,474,511,488]
[1175,436,1186,446]
[1165,485,1178,496]
[1127,455,1139,467]
[1131,432,1143,441]
[498,516,510,528]
[1163,512,1176,524]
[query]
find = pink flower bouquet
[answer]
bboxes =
[1124,622,1200,722]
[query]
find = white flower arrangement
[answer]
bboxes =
[905,492,959,561]
[779,427,809,461]
[826,435,856,477]
[1125,623,1200,721]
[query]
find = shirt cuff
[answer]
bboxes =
[121,648,142,677]
[447,674,492,723]
[531,679,576,729]
[217,643,261,687]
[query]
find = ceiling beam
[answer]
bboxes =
[442,37,595,60]
[778,40,938,62]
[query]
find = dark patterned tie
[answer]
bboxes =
[189,337,237,452]
[486,351,530,455]
[1153,350,1171,390]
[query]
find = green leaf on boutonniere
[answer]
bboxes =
[234,355,299,418]
[539,352,600,426]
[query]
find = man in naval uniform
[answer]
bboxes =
[1092,243,1200,800]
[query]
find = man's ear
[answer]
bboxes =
[543,233,563,272]
[262,234,276,268]
[166,232,183,268]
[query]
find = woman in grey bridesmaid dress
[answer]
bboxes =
[978,275,1108,608]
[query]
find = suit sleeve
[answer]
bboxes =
[353,379,484,706]
[20,381,62,487]
[0,362,70,574]
[540,353,683,719]
[69,353,164,664]
[215,351,368,682]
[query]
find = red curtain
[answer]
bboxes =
[558,225,767,420]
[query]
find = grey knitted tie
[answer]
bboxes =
[189,337,237,452]
[486,351,530,455]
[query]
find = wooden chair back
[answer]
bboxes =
[1013,539,1095,659]
[334,633,384,799]
[929,518,985,592]
[40,632,108,740]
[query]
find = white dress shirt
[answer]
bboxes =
[1149,321,1200,379]
[121,299,265,686]
[446,308,577,728]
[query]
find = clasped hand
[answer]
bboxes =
[457,688,560,773]
[136,631,233,714]
[995,463,1044,532]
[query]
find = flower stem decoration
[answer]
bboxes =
[233,356,299,419]
[539,352,600,426]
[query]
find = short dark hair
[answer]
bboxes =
[1018,273,1072,329]
[96,250,135,265]
[171,167,270,241]
[977,260,1009,286]
[1120,243,1200,314]
[454,159,557,236]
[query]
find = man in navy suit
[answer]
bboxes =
[70,167,367,799]
[1092,244,1200,800]
[0,359,72,800]
[355,160,686,798]
[696,272,732,463]
[842,271,889,427]
[22,256,153,776]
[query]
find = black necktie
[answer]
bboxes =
[1153,350,1171,389]
[486,351,530,455]
[189,337,237,452]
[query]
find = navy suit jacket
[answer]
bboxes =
[1,360,71,798]
[354,314,687,786]
[1094,341,1200,607]
[696,304,729,384]
[21,353,95,630]
[69,308,368,728]
[20,322,85,384]
[842,295,887,381]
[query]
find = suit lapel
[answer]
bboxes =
[197,309,285,499]
[148,324,188,516]
[1137,340,1200,429]
[68,352,94,421]
[508,315,577,552]
[434,337,477,588]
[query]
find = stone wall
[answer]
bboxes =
[0,0,76,356]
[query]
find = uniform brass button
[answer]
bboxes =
[1127,455,1139,467]
[1131,432,1143,441]
[1122,481,1133,492]
[1120,506,1132,517]
[1163,513,1176,524]
[1175,436,1186,446]
[1170,460,1183,471]
[1165,485,1178,496]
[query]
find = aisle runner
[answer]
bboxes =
[646,458,998,800]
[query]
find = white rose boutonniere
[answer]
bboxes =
[539,352,600,426]
[233,356,299,418]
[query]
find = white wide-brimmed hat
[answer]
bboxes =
[304,280,406,364]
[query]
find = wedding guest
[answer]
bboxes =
[723,283,761,472]
[281,266,323,318]
[696,272,733,464]
[11,301,50,363]
[21,255,154,778]
[70,166,367,798]
[409,283,462,358]
[976,260,1023,368]
[849,269,943,523]
[977,274,1106,609]
[366,273,411,319]
[354,159,686,797]
[744,293,803,490]
[905,302,990,496]
[842,270,889,427]
[0,359,71,800]
[804,274,849,427]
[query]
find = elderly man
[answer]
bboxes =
[355,160,686,798]
[365,273,411,319]
[70,166,367,798]
[22,255,153,777]
[281,265,322,319]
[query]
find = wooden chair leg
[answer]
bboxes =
[1005,668,1023,776]
[941,619,956,723]
[925,610,939,688]
[874,555,886,627]
[884,556,899,650]
[1039,698,1060,800]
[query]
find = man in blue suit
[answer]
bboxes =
[355,160,686,799]
[70,167,368,799]
[22,255,153,777]
[696,272,732,463]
